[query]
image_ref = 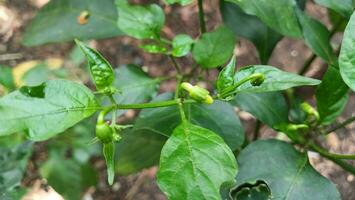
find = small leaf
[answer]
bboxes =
[192,26,235,68]
[236,139,341,200]
[316,66,349,124]
[220,1,282,64]
[22,0,122,46]
[75,39,115,91]
[226,0,302,38]
[233,65,321,93]
[232,92,289,128]
[103,142,115,185]
[172,34,194,57]
[315,0,353,18]
[339,11,355,91]
[117,2,165,39]
[296,10,337,64]
[157,122,238,200]
[139,43,168,54]
[217,55,236,95]
[0,66,15,91]
[164,0,194,6]
[0,80,99,140]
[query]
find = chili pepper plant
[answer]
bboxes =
[1,0,355,199]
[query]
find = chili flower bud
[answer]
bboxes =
[181,82,213,104]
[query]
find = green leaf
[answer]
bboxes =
[339,11,355,91]
[0,80,99,140]
[117,2,165,39]
[236,139,341,200]
[232,92,289,128]
[226,0,302,38]
[115,129,166,175]
[192,26,236,68]
[296,10,337,64]
[315,0,353,18]
[0,142,32,194]
[233,65,321,93]
[112,65,160,116]
[40,151,97,200]
[75,39,115,91]
[134,93,245,150]
[0,66,15,91]
[316,67,349,125]
[220,1,282,64]
[172,34,194,57]
[157,123,237,200]
[22,0,122,46]
[217,55,236,95]
[139,43,168,54]
[164,0,194,6]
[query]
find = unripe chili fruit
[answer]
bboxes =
[96,122,113,144]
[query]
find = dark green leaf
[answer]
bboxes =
[316,66,349,125]
[232,92,288,128]
[164,0,194,6]
[117,2,165,39]
[315,0,353,18]
[134,93,245,150]
[112,65,160,116]
[0,80,99,140]
[172,34,194,57]
[233,65,321,93]
[220,1,282,64]
[0,66,15,91]
[40,151,97,200]
[0,142,32,194]
[115,129,166,175]
[296,10,337,64]
[22,0,122,46]
[192,26,236,68]
[232,181,271,200]
[157,122,237,200]
[217,55,236,95]
[226,0,302,38]
[236,139,341,200]
[339,11,355,91]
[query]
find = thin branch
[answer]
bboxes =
[197,0,207,34]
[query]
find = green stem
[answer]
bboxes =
[310,142,355,160]
[220,73,264,97]
[169,55,182,74]
[108,95,117,125]
[324,115,355,134]
[197,0,207,34]
[323,156,355,175]
[109,99,196,111]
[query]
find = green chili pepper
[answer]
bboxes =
[181,82,213,104]
[75,39,115,92]
[103,142,115,185]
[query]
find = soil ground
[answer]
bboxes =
[1,0,354,199]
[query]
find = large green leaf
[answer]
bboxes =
[296,10,337,64]
[226,0,302,38]
[134,93,245,150]
[233,65,321,93]
[157,122,237,200]
[235,139,341,200]
[112,65,160,116]
[339,11,355,91]
[232,92,288,128]
[316,67,349,125]
[192,26,236,68]
[0,80,99,140]
[0,142,32,194]
[220,1,282,64]
[40,151,97,200]
[0,66,15,91]
[315,0,353,18]
[22,0,122,46]
[116,2,165,39]
[115,129,166,175]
